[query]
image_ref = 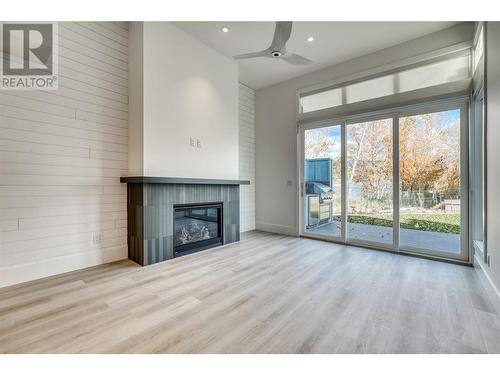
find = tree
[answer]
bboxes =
[399,112,460,207]
[347,119,392,210]
[399,115,443,191]
[304,111,461,212]
[435,118,460,193]
[304,127,337,159]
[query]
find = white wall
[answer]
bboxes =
[129,22,239,180]
[483,22,500,295]
[128,22,144,176]
[239,83,256,232]
[0,22,129,287]
[255,23,473,236]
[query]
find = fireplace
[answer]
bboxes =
[173,202,223,257]
[122,177,249,266]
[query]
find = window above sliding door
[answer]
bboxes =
[296,45,472,129]
[300,53,470,114]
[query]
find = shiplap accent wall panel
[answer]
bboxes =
[239,83,255,232]
[0,22,129,287]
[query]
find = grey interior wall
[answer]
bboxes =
[255,23,474,236]
[484,22,500,294]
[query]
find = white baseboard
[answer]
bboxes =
[0,246,127,289]
[255,221,297,236]
[474,252,500,316]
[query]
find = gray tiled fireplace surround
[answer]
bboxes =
[121,177,250,266]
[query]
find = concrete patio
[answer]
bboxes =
[307,221,461,254]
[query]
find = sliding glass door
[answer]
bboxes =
[300,100,468,261]
[346,117,394,247]
[302,123,343,240]
[398,107,467,257]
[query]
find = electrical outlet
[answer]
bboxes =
[189,137,195,147]
[196,139,201,148]
[92,233,102,244]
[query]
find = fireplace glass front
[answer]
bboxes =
[173,202,223,257]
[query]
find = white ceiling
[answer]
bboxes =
[174,21,458,90]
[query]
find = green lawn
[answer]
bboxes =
[342,213,460,234]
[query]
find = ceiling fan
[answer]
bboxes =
[233,22,312,65]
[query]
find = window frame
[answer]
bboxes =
[297,95,471,263]
[295,43,473,124]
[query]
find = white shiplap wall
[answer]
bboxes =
[239,83,255,232]
[0,22,129,287]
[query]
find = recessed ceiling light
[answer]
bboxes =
[221,26,229,33]
[307,36,314,42]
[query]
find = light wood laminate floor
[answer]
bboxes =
[1,231,499,353]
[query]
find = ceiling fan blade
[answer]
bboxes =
[233,50,269,60]
[269,21,292,51]
[281,53,312,65]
